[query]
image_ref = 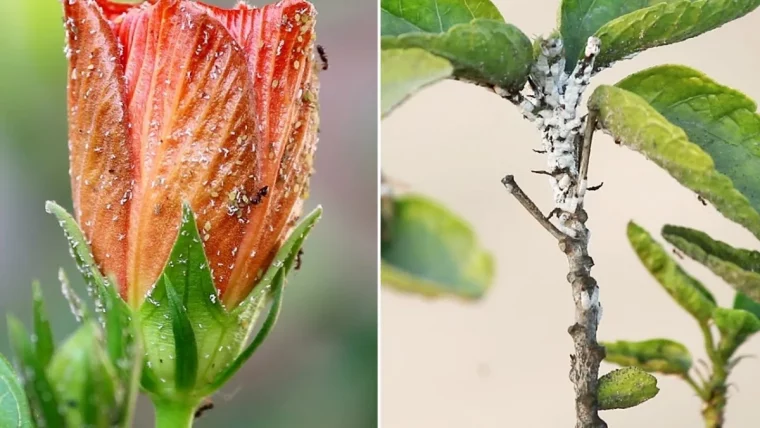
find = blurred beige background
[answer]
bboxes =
[381,1,760,427]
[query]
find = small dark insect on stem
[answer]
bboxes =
[587,182,603,192]
[194,401,214,419]
[316,45,328,71]
[697,195,708,206]
[295,248,304,270]
[672,248,685,259]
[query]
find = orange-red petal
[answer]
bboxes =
[110,0,270,307]
[64,0,135,295]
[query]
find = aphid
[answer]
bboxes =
[316,44,328,70]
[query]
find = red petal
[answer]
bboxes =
[205,1,319,307]
[63,0,135,296]
[114,0,267,306]
[93,0,156,22]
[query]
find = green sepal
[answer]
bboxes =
[162,274,199,392]
[46,322,121,428]
[31,281,55,368]
[713,308,760,358]
[7,315,65,428]
[598,367,659,410]
[138,203,321,401]
[626,222,716,322]
[602,338,692,375]
[0,353,33,428]
[211,207,323,390]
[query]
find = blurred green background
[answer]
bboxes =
[0,0,377,427]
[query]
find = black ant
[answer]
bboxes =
[316,44,328,71]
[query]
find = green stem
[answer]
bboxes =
[154,399,198,428]
[698,322,727,428]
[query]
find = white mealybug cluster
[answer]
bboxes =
[580,286,599,311]
[525,36,600,238]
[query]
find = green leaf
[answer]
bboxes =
[382,19,533,90]
[713,307,760,357]
[381,48,453,117]
[734,292,760,319]
[380,0,503,36]
[593,0,760,69]
[7,316,64,428]
[0,354,33,428]
[602,338,692,375]
[626,222,716,322]
[559,0,678,71]
[162,275,198,392]
[598,367,659,410]
[31,282,54,369]
[618,65,760,234]
[662,225,760,303]
[381,194,493,300]
[588,86,760,238]
[46,322,120,428]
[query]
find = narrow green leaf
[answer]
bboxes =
[0,354,33,428]
[602,338,692,375]
[381,194,494,300]
[208,269,286,392]
[382,19,533,90]
[559,0,678,71]
[734,292,760,319]
[381,48,453,117]
[162,275,198,392]
[45,201,115,311]
[618,65,760,233]
[593,0,760,69]
[713,307,760,357]
[31,282,54,369]
[380,0,503,36]
[589,86,760,238]
[7,316,64,428]
[627,222,716,322]
[598,367,659,410]
[662,225,760,303]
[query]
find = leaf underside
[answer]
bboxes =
[381,48,453,117]
[381,194,494,300]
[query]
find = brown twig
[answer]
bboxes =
[501,175,566,241]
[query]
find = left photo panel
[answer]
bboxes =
[0,1,378,427]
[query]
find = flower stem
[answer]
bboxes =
[154,399,198,428]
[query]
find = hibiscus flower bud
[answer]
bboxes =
[64,0,319,310]
[52,0,323,422]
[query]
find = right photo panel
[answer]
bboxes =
[380,1,760,427]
